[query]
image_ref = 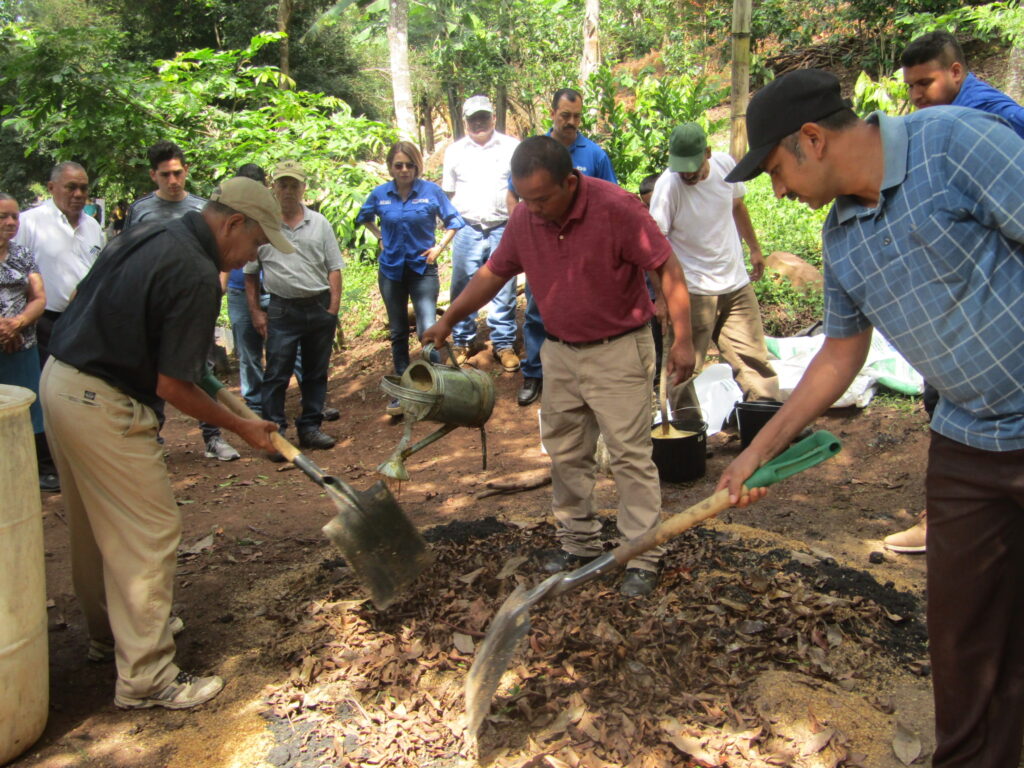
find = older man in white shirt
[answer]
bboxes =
[15,161,105,361]
[14,161,105,493]
[442,95,521,370]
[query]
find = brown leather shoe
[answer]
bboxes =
[495,347,521,372]
[883,511,927,553]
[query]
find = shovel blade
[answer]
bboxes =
[465,583,534,736]
[465,573,567,735]
[321,479,433,610]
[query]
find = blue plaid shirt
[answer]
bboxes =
[823,107,1024,451]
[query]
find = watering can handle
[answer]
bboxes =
[422,341,461,369]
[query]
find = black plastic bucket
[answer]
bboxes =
[736,400,784,448]
[651,415,707,483]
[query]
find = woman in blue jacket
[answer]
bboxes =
[357,141,465,415]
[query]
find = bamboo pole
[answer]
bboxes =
[730,0,753,161]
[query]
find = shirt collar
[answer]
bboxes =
[551,171,587,229]
[545,129,587,151]
[178,211,221,268]
[952,72,979,105]
[386,178,423,199]
[833,110,907,224]
[44,199,74,229]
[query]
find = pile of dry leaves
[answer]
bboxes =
[260,520,927,768]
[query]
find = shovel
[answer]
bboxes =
[464,429,842,735]
[201,374,434,610]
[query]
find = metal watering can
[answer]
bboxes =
[378,343,495,481]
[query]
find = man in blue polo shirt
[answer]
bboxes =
[902,29,1024,138]
[718,69,1024,768]
[884,29,1024,553]
[510,88,619,406]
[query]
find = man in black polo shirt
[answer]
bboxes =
[40,177,289,711]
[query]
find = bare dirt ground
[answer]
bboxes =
[13,323,939,768]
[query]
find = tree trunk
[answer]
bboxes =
[495,83,508,134]
[421,95,435,154]
[387,0,417,140]
[580,0,601,86]
[729,0,752,161]
[277,0,293,87]
[447,86,463,140]
[1006,43,1024,103]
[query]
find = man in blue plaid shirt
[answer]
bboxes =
[719,69,1024,767]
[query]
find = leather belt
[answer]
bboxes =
[467,221,507,236]
[269,291,328,306]
[545,325,645,349]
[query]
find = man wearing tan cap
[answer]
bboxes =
[40,177,286,710]
[245,160,343,452]
[648,122,778,417]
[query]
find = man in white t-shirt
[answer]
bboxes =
[649,123,779,415]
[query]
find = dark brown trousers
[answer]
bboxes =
[927,431,1024,767]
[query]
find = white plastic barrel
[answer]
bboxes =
[0,384,48,765]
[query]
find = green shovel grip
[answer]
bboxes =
[199,369,225,398]
[745,430,841,489]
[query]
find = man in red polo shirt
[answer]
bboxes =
[423,136,694,597]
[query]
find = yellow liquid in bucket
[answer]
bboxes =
[652,425,696,440]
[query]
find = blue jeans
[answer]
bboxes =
[262,293,337,433]
[0,344,44,433]
[379,265,440,376]
[450,225,517,349]
[522,282,546,379]
[227,288,267,412]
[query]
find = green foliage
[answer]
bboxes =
[743,175,828,269]
[0,26,395,254]
[743,174,827,336]
[586,63,729,189]
[899,1,1024,48]
[852,70,911,116]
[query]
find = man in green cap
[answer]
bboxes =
[648,123,778,417]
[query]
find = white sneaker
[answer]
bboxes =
[204,436,240,461]
[115,670,224,710]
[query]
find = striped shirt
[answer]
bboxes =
[823,107,1024,451]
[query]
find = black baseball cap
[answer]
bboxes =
[725,69,849,183]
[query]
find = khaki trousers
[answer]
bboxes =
[41,359,180,700]
[540,328,662,570]
[669,283,779,414]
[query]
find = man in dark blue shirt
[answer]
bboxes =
[509,88,619,406]
[902,30,1024,138]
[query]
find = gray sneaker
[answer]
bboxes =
[204,436,240,461]
[88,616,185,663]
[115,670,224,710]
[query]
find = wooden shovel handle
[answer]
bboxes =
[658,324,670,435]
[214,386,301,463]
[611,489,731,566]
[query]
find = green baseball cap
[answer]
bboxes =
[668,123,708,173]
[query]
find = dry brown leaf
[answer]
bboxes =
[801,726,834,756]
[452,632,475,654]
[458,567,486,585]
[496,555,529,579]
[892,721,922,765]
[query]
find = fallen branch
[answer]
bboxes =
[475,476,552,499]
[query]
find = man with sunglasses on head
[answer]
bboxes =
[14,161,105,492]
